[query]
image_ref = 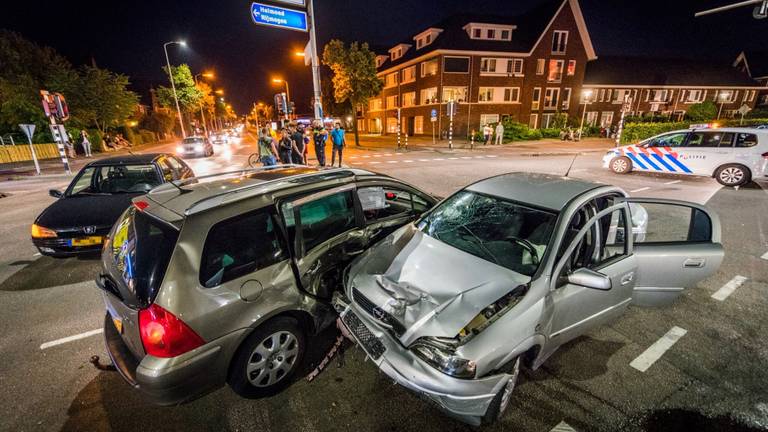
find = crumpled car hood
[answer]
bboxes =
[348,224,530,346]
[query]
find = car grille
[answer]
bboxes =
[352,288,406,336]
[341,310,385,360]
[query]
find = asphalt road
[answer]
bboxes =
[0,133,767,432]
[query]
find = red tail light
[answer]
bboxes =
[133,201,149,211]
[139,304,205,358]
[762,152,768,160]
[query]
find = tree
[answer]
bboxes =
[71,66,138,134]
[686,101,718,121]
[140,110,175,136]
[156,64,203,115]
[322,40,383,146]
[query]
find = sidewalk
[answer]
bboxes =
[349,134,616,155]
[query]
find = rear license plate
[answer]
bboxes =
[70,236,103,246]
[341,310,385,360]
[112,315,123,334]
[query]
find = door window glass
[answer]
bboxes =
[686,132,722,148]
[157,159,174,181]
[650,132,688,147]
[631,203,711,244]
[358,187,414,222]
[298,192,357,252]
[68,167,97,195]
[200,210,286,288]
[735,133,758,148]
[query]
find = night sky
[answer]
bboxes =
[2,0,766,115]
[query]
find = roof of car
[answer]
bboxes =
[85,153,164,166]
[146,166,379,217]
[466,172,602,211]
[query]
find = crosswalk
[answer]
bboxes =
[349,154,498,166]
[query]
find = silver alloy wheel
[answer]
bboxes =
[246,330,300,387]
[497,357,521,419]
[719,166,744,185]
[612,158,628,173]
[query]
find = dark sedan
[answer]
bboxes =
[31,153,193,257]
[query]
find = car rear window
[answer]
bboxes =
[109,207,179,307]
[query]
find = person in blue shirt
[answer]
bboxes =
[330,122,346,167]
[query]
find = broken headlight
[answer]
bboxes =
[411,337,476,379]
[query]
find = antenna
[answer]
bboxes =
[564,153,578,178]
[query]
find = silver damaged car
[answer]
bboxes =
[333,172,723,425]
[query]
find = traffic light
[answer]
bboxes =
[274,93,287,114]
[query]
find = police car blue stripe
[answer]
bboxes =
[626,153,649,170]
[651,154,676,172]
[665,155,693,173]
[639,154,662,171]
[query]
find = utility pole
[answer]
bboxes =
[308,0,323,120]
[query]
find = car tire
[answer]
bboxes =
[715,164,750,187]
[609,156,632,174]
[481,357,521,425]
[227,316,306,398]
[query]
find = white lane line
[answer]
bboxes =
[460,156,472,160]
[40,328,103,350]
[630,326,687,372]
[448,157,459,160]
[373,154,382,158]
[761,251,768,260]
[486,155,498,158]
[32,252,41,257]
[362,155,370,158]
[382,153,392,156]
[665,180,682,185]
[433,158,444,161]
[630,187,651,193]
[550,421,577,432]
[387,160,397,164]
[474,156,485,159]
[349,156,358,159]
[369,161,381,164]
[404,160,414,163]
[711,275,748,301]
[417,159,430,162]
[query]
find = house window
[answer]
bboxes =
[473,28,481,38]
[487,29,495,39]
[369,98,383,111]
[744,90,756,102]
[567,60,576,76]
[532,87,541,110]
[501,30,510,40]
[386,95,399,109]
[600,112,614,127]
[443,56,470,73]
[504,87,520,102]
[401,66,416,83]
[416,39,422,49]
[385,72,398,88]
[536,59,545,75]
[508,58,524,75]
[402,92,416,107]
[386,117,398,133]
[478,87,494,102]
[542,113,555,128]
[480,114,500,128]
[421,59,438,77]
[586,111,598,126]
[414,116,424,134]
[442,86,467,102]
[480,58,497,73]
[547,59,564,82]
[421,87,438,104]
[562,88,571,110]
[544,88,560,110]
[529,114,538,129]
[552,30,568,54]
[426,35,432,44]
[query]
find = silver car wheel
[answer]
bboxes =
[246,331,300,387]
[719,167,744,185]
[611,157,628,173]
[498,357,521,418]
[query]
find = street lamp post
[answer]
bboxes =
[163,40,187,138]
[579,89,593,141]
[194,72,214,137]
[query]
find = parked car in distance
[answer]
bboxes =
[210,133,229,145]
[98,166,437,405]
[177,136,214,158]
[31,154,194,257]
[603,125,767,186]
[334,172,723,425]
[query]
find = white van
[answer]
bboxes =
[603,126,768,186]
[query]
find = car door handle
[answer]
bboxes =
[683,258,705,268]
[621,272,634,285]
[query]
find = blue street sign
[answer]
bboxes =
[430,109,438,119]
[251,2,308,32]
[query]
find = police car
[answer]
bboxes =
[603,125,768,186]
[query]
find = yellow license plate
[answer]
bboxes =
[112,316,123,334]
[70,236,103,246]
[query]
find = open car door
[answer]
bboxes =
[623,198,724,307]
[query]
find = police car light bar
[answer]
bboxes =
[689,123,720,130]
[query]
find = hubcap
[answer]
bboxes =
[498,358,521,418]
[246,331,299,387]
[719,167,744,185]
[613,159,628,172]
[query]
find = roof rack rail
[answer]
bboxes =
[149,164,309,195]
[182,167,356,216]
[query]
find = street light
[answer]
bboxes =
[194,71,215,137]
[578,89,593,141]
[163,40,187,138]
[294,51,305,57]
[215,89,224,95]
[717,91,731,119]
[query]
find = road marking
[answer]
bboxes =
[630,187,651,193]
[417,159,429,162]
[404,160,414,163]
[373,154,382,157]
[40,328,103,350]
[387,160,397,164]
[630,326,687,372]
[448,157,459,160]
[349,156,358,159]
[460,156,472,160]
[761,251,768,260]
[474,156,485,159]
[665,180,682,185]
[711,275,748,301]
[370,161,381,164]
[551,421,577,432]
[362,155,370,158]
[382,153,392,156]
[433,158,444,161]
[32,252,41,257]
[486,155,498,158]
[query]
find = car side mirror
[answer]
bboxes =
[567,268,612,291]
[49,189,63,198]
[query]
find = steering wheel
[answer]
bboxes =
[505,236,540,265]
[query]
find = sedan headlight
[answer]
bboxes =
[176,145,185,153]
[31,223,57,238]
[411,338,476,379]
[195,144,204,152]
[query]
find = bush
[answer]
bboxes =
[121,126,137,145]
[139,129,156,144]
[523,129,543,140]
[686,101,718,121]
[468,130,485,143]
[540,128,561,138]
[86,129,103,153]
[621,118,768,143]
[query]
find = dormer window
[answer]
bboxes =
[375,55,388,68]
[413,28,443,50]
[388,43,412,61]
[464,23,516,41]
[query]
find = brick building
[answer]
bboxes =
[733,50,768,107]
[359,0,764,137]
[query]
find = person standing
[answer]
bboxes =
[312,121,329,167]
[65,131,76,159]
[495,122,504,145]
[258,127,278,166]
[483,124,493,145]
[290,125,306,164]
[278,128,299,164]
[330,122,346,167]
[80,129,92,157]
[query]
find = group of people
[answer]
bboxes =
[257,121,346,168]
[63,130,133,159]
[482,122,505,145]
